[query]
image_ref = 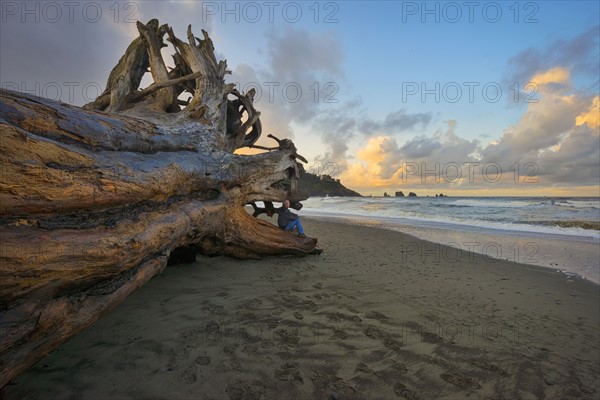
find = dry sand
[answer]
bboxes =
[6,217,599,399]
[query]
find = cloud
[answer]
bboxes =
[358,109,432,136]
[340,136,393,190]
[339,27,599,194]
[537,124,599,185]
[0,13,127,105]
[267,26,343,81]
[506,25,600,87]
[351,135,405,181]
[227,23,432,168]
[311,103,360,169]
[228,26,345,145]
[228,25,432,168]
[342,65,599,193]
[480,65,593,170]
[310,103,433,169]
[477,66,599,188]
[576,96,600,129]
[340,120,480,190]
[0,1,214,105]
[231,62,296,139]
[399,135,442,159]
[530,67,570,86]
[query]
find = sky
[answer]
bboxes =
[1,0,599,196]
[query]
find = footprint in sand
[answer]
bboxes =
[440,372,481,390]
[241,345,258,355]
[274,361,304,384]
[332,376,357,396]
[310,370,357,396]
[181,365,197,384]
[278,294,318,311]
[326,312,362,323]
[276,328,300,347]
[394,382,420,400]
[225,379,265,400]
[390,359,408,374]
[346,305,360,314]
[195,355,211,365]
[363,325,404,352]
[332,326,348,340]
[421,331,444,344]
[223,343,239,355]
[311,370,328,389]
[469,358,510,377]
[355,363,375,375]
[366,311,392,324]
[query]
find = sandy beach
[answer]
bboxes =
[6,216,599,399]
[300,211,600,285]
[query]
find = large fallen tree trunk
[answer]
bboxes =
[0,19,320,387]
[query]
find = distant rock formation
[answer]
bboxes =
[384,192,390,197]
[394,191,418,197]
[298,172,361,197]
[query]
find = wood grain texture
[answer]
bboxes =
[0,19,319,387]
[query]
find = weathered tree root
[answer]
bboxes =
[0,19,320,386]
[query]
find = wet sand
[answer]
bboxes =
[301,211,600,284]
[6,217,599,399]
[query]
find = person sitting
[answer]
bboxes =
[277,199,306,238]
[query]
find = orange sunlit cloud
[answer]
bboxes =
[530,66,570,87]
[576,96,600,129]
[339,136,397,190]
[334,66,599,197]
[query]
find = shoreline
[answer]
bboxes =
[7,217,599,399]
[302,212,600,285]
[302,207,600,241]
[301,196,600,241]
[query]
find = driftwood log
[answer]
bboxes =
[0,19,320,387]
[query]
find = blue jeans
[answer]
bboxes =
[285,219,304,235]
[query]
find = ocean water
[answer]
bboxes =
[298,196,600,283]
[301,196,600,240]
